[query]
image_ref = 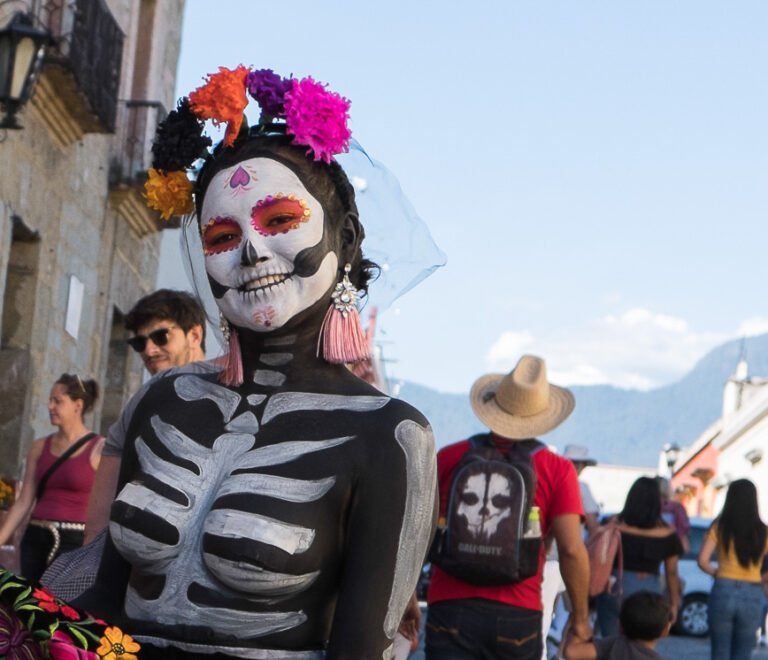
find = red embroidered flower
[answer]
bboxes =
[60,603,80,620]
[32,587,60,613]
[31,587,79,619]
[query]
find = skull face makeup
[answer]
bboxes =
[457,471,513,540]
[200,157,339,332]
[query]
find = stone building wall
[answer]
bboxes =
[0,0,186,477]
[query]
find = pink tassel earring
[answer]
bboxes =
[318,263,370,364]
[219,314,244,386]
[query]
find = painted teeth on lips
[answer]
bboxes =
[242,273,289,291]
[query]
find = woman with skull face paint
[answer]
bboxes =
[78,68,438,659]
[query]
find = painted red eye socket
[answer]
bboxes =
[251,195,311,236]
[202,217,242,255]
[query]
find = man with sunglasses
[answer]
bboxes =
[84,290,207,542]
[125,289,206,374]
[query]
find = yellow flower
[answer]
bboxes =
[144,168,194,221]
[96,626,141,660]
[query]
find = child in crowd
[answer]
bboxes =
[564,591,672,659]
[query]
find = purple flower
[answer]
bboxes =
[284,77,351,163]
[247,69,291,117]
[0,602,43,659]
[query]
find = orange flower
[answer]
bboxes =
[96,626,140,660]
[144,168,194,220]
[189,65,249,147]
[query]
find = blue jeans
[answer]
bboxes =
[594,570,663,637]
[708,578,763,660]
[425,599,542,659]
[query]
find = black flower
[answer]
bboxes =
[151,97,212,172]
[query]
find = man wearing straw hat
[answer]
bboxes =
[425,355,592,659]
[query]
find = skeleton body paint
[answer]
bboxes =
[84,133,438,658]
[104,359,436,657]
[90,68,442,658]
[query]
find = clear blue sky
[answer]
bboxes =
[159,1,768,394]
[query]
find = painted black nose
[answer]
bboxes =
[240,240,259,267]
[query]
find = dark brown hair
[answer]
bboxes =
[619,477,663,529]
[716,479,768,568]
[620,590,671,640]
[125,289,207,351]
[55,374,99,414]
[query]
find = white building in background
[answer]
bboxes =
[670,354,768,519]
[578,463,658,514]
[710,368,768,517]
[0,0,186,477]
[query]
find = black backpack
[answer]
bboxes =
[430,434,544,586]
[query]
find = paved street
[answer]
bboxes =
[657,634,768,659]
[410,605,768,658]
[410,632,768,658]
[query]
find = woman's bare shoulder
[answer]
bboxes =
[28,436,49,457]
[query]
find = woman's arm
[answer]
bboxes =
[552,513,592,642]
[664,554,681,621]
[83,456,120,544]
[697,534,718,577]
[325,416,437,659]
[0,441,43,547]
[563,636,598,660]
[88,436,105,471]
[397,591,421,642]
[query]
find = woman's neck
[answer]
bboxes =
[55,420,89,444]
[235,311,331,385]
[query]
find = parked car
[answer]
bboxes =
[673,516,714,637]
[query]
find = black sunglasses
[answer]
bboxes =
[127,325,177,353]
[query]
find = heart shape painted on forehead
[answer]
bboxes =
[229,166,251,188]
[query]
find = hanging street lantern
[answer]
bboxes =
[0,11,50,130]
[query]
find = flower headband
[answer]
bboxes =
[144,67,352,221]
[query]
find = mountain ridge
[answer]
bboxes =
[396,333,768,467]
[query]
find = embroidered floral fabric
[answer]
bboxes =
[0,569,140,659]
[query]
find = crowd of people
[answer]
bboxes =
[1,64,767,660]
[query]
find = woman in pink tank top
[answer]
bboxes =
[0,373,103,582]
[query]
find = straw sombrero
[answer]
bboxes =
[470,354,575,439]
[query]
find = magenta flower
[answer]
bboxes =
[247,69,291,117]
[284,77,351,163]
[49,630,99,660]
[0,602,42,659]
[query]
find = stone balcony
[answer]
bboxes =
[30,0,123,148]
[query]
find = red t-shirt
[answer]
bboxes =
[427,437,583,611]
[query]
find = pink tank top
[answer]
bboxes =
[31,435,100,522]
